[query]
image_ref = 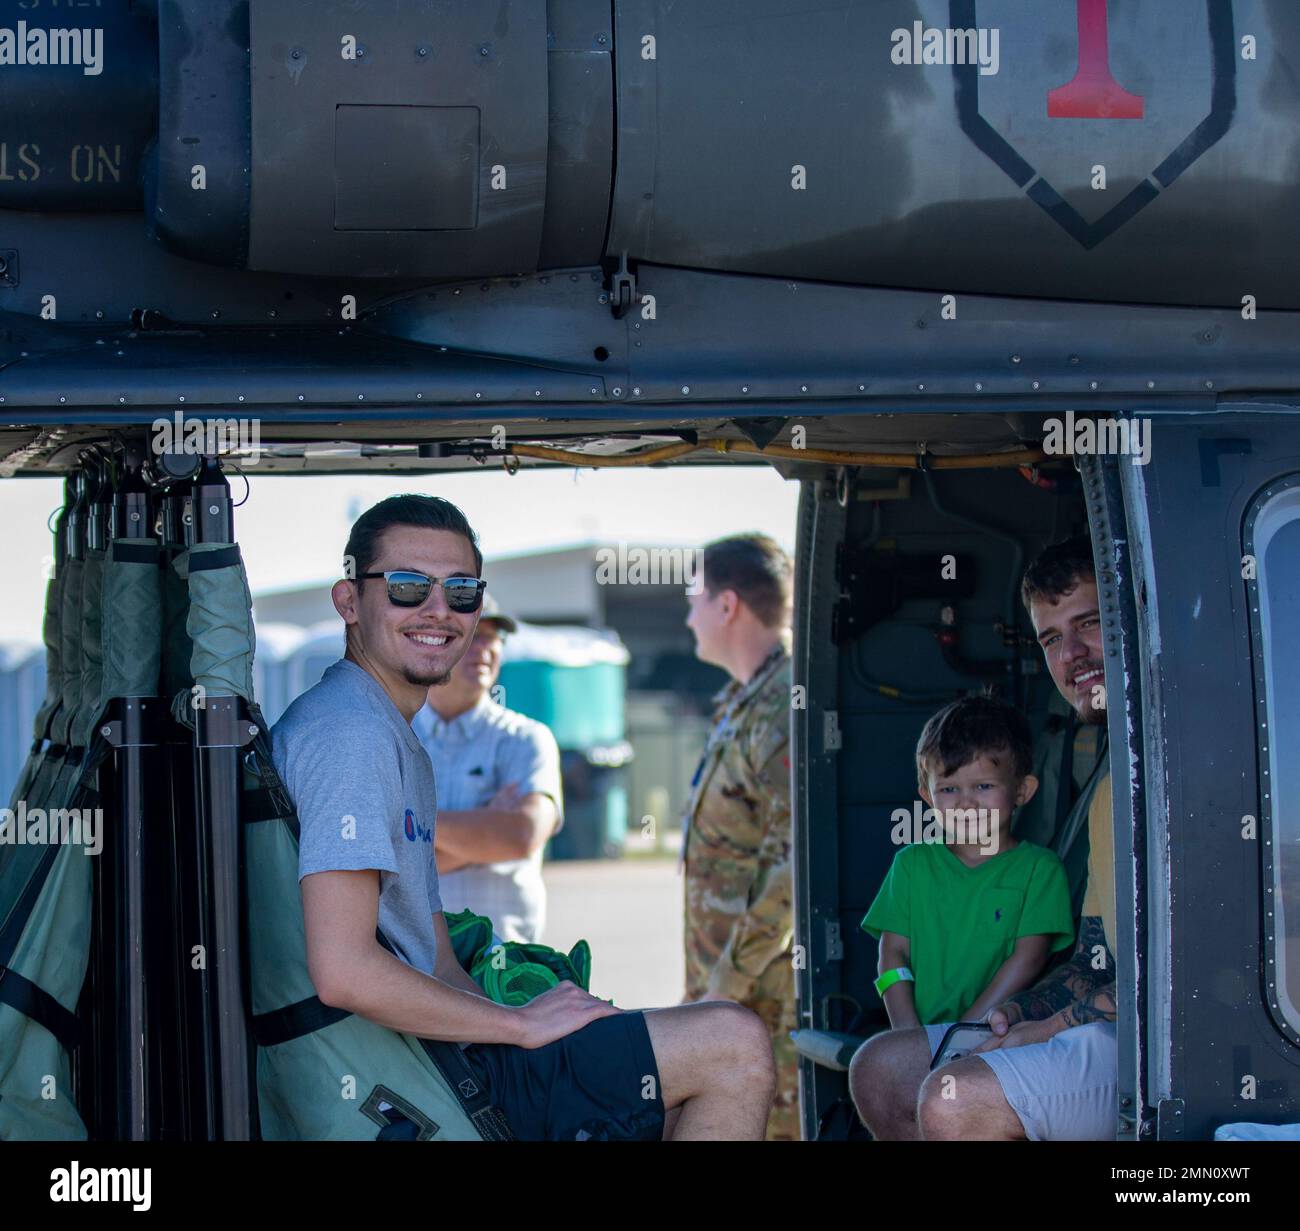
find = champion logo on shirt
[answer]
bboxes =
[404,808,432,844]
[994,908,1003,922]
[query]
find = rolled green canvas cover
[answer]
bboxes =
[11,565,68,810]
[172,543,255,702]
[0,824,94,1140]
[160,546,194,703]
[0,751,104,1141]
[70,551,106,752]
[31,562,66,743]
[100,540,163,702]
[0,539,162,1140]
[47,557,84,751]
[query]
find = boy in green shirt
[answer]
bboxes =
[863,696,1075,1029]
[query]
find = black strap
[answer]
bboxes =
[0,966,80,1053]
[242,786,289,825]
[187,545,242,572]
[251,995,351,1048]
[111,541,161,565]
[417,1038,515,1142]
[0,737,107,982]
[374,930,514,1142]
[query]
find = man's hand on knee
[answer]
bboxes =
[513,981,623,1049]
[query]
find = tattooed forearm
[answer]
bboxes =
[1005,916,1116,1024]
[1006,979,1072,1022]
[1064,982,1116,1026]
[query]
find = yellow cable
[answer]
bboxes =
[504,439,1046,471]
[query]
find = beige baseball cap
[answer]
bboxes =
[478,590,518,634]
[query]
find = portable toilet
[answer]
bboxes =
[250,622,311,727]
[499,624,632,860]
[0,640,46,807]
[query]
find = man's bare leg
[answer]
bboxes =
[642,1002,775,1140]
[917,1057,1025,1140]
[848,1027,932,1141]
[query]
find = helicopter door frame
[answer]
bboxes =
[1098,411,1300,1142]
[791,472,849,1141]
[1081,451,1161,1142]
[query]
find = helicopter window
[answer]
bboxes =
[1248,483,1300,1041]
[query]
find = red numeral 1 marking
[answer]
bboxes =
[1048,0,1145,119]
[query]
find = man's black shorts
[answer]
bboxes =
[462,1010,665,1141]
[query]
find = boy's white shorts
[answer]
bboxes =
[925,1020,1118,1141]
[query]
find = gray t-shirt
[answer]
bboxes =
[271,658,442,975]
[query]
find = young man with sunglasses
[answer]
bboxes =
[270,494,776,1140]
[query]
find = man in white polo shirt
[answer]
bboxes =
[413,593,563,942]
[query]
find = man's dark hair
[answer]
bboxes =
[915,694,1034,789]
[1020,534,1095,612]
[702,533,793,629]
[344,494,483,586]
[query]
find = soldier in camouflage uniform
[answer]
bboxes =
[682,534,799,1140]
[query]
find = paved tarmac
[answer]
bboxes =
[540,856,685,1010]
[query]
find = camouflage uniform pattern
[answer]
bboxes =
[683,642,798,1140]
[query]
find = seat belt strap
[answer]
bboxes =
[0,966,80,1053]
[374,928,515,1141]
[250,995,350,1047]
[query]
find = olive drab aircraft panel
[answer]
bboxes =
[3,0,1300,1143]
[608,0,1276,306]
[1103,415,1300,1141]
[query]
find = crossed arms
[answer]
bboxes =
[435,782,560,874]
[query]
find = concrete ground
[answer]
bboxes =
[540,855,685,1010]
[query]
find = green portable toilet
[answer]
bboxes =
[498,625,632,860]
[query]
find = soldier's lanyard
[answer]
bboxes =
[681,643,787,868]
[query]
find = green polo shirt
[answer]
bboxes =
[862,840,1074,1025]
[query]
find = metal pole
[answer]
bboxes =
[110,454,154,1141]
[62,470,100,1131]
[162,481,209,1139]
[82,456,124,1140]
[191,457,253,1141]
